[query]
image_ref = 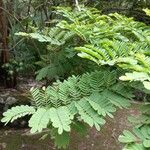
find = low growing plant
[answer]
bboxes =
[1,7,150,150]
[1,69,134,148]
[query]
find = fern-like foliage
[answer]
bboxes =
[16,7,150,81]
[15,26,76,81]
[119,10,150,150]
[2,7,150,149]
[16,27,74,46]
[1,69,134,149]
[119,103,150,150]
[56,7,150,92]
[29,69,132,108]
[1,105,35,125]
[55,7,150,95]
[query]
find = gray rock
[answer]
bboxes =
[0,97,4,104]
[5,97,18,105]
[0,92,10,98]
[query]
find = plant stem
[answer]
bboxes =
[75,0,81,11]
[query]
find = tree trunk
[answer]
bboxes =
[0,0,9,63]
[0,0,11,87]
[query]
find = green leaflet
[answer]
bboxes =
[35,66,50,81]
[30,87,50,107]
[46,86,61,108]
[143,139,150,148]
[49,107,72,134]
[1,105,35,125]
[29,108,51,133]
[71,121,88,136]
[143,8,150,17]
[120,72,150,91]
[119,72,150,82]
[50,129,70,149]
[119,103,150,150]
[101,90,131,109]
[118,130,137,143]
[123,144,145,150]
[75,99,106,131]
[141,103,150,114]
[88,92,116,118]
[140,125,150,139]
[110,83,135,99]
[16,27,73,46]
[75,46,104,61]
[143,81,150,90]
[67,102,78,119]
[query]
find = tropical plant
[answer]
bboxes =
[118,103,150,150]
[14,8,104,81]
[118,8,150,150]
[1,6,150,150]
[55,7,150,88]
[54,7,150,150]
[4,3,150,82]
[15,27,76,81]
[1,69,135,149]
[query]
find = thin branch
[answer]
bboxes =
[26,0,32,31]
[0,6,25,31]
[75,0,81,11]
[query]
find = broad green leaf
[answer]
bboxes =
[29,108,50,133]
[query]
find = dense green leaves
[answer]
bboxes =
[119,126,150,149]
[56,7,150,93]
[1,69,134,148]
[2,6,150,150]
[28,69,133,109]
